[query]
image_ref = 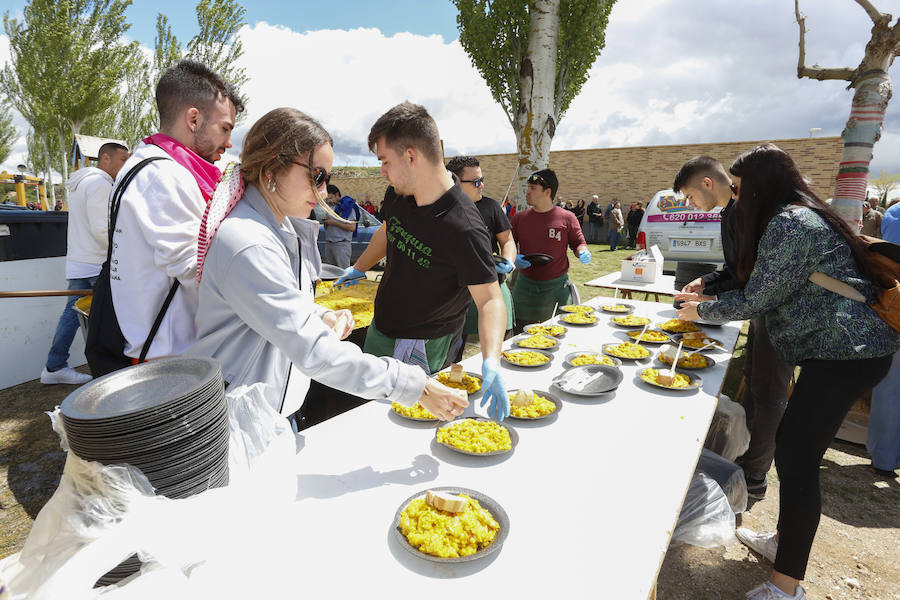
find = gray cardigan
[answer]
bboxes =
[187,184,425,416]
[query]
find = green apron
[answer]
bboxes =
[462,280,514,335]
[511,273,572,324]
[364,322,454,374]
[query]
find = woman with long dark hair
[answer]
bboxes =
[676,143,898,600]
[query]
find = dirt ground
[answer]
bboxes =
[1,365,897,599]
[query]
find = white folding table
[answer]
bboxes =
[285,298,740,599]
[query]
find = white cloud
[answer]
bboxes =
[4,0,900,181]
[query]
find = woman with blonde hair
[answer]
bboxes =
[187,107,467,428]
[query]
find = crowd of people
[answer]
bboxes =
[35,58,899,600]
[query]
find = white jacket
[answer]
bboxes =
[109,143,206,359]
[187,185,425,416]
[65,167,112,275]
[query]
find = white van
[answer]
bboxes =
[635,189,725,289]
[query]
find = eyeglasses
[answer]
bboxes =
[527,173,548,188]
[460,176,485,188]
[293,161,332,187]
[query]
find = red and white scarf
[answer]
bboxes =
[196,162,244,283]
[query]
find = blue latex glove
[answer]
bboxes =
[578,249,592,264]
[495,258,515,274]
[514,254,532,270]
[335,266,366,286]
[479,357,510,421]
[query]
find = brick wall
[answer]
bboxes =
[331,137,843,208]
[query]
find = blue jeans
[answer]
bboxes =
[609,229,620,251]
[46,276,96,371]
[867,350,900,471]
[587,221,602,244]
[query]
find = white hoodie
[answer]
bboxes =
[65,167,113,278]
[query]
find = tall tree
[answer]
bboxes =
[454,0,615,207]
[0,97,17,165]
[868,169,900,207]
[155,13,183,73]
[86,13,183,145]
[186,0,248,117]
[795,0,900,230]
[2,0,138,200]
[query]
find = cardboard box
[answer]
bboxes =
[620,245,663,283]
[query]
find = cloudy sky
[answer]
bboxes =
[2,0,900,179]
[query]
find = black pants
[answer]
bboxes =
[773,354,892,580]
[737,318,794,481]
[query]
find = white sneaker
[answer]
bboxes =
[745,581,807,599]
[40,367,92,385]
[736,527,778,563]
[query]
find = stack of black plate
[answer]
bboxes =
[60,357,229,586]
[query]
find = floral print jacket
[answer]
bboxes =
[698,205,899,365]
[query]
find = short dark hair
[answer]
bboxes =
[445,156,479,176]
[672,155,729,193]
[327,183,341,197]
[98,142,128,158]
[368,102,443,165]
[156,59,245,130]
[527,168,559,199]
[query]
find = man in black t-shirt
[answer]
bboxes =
[446,156,517,359]
[336,103,510,421]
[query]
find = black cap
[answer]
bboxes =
[527,168,559,199]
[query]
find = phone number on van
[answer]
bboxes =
[647,213,722,223]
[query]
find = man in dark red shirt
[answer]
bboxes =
[510,168,591,331]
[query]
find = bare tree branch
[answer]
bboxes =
[796,0,858,81]
[853,0,884,24]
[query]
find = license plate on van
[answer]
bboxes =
[670,238,712,252]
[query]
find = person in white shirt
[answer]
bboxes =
[41,143,129,385]
[109,59,243,361]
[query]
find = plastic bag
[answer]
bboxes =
[703,394,750,463]
[1,383,300,600]
[696,447,748,514]
[671,472,736,549]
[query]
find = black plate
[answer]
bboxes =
[435,417,519,456]
[599,303,636,314]
[602,342,652,361]
[522,252,553,266]
[552,364,623,396]
[608,315,652,329]
[563,351,622,368]
[501,349,553,368]
[637,367,703,391]
[506,389,562,420]
[61,358,221,422]
[319,264,346,280]
[392,486,510,563]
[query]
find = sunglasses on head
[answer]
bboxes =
[460,176,485,188]
[527,173,548,188]
[293,161,332,187]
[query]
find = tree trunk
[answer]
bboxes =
[57,129,70,207]
[512,0,560,209]
[832,67,892,230]
[42,137,56,207]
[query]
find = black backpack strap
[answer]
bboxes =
[138,279,180,362]
[107,156,170,262]
[107,155,179,363]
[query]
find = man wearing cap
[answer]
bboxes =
[446,156,517,361]
[510,168,591,332]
